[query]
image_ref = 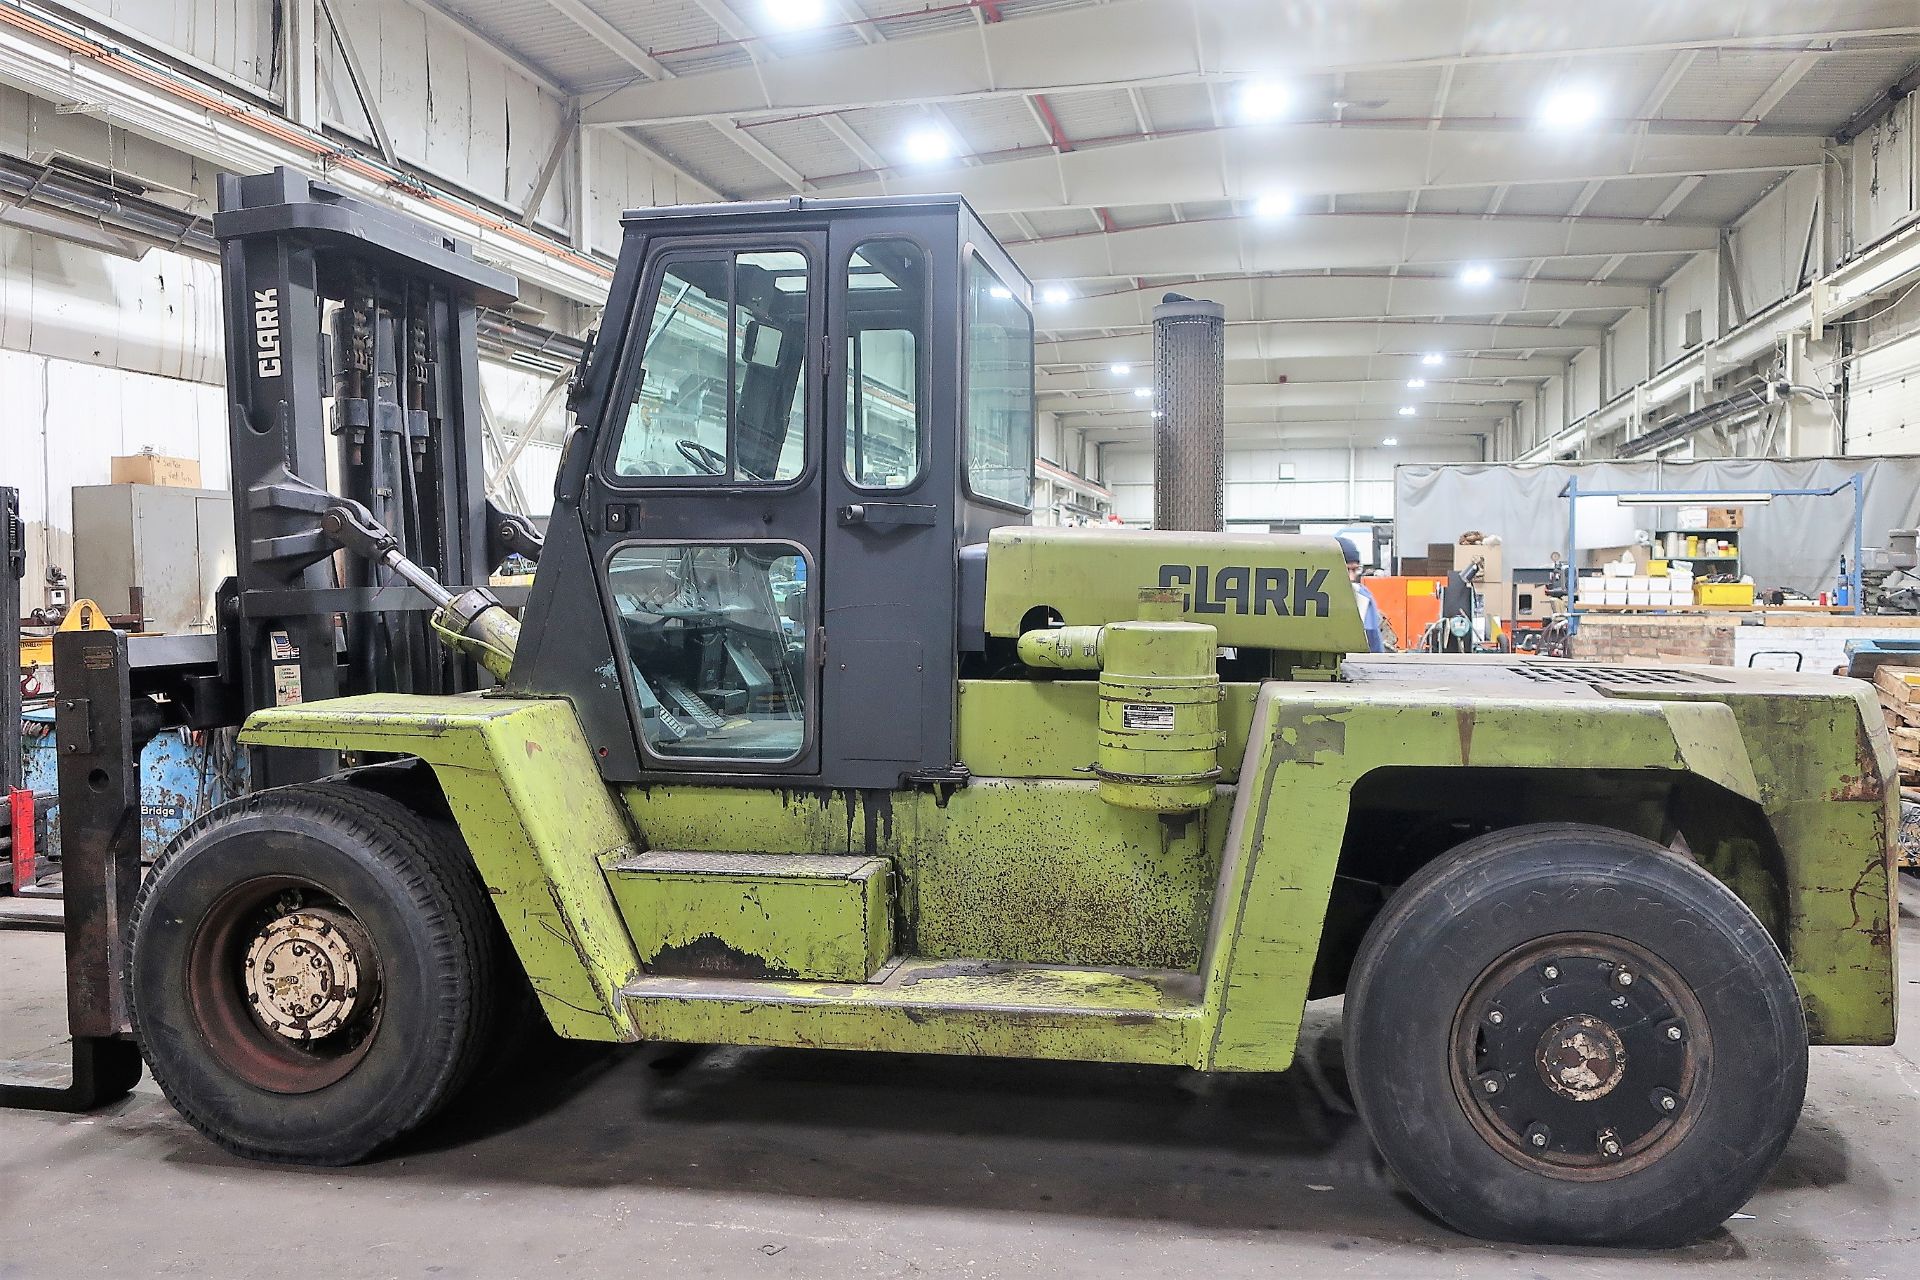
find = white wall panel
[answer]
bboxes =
[320,0,574,225]
[1852,96,1918,247]
[1608,307,1649,393]
[1657,254,1718,366]
[2,346,229,605]
[0,227,224,383]
[586,131,720,256]
[1729,169,1820,314]
[67,0,277,91]
[0,86,217,203]
[1106,442,1478,524]
[1570,347,1601,418]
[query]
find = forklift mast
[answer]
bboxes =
[215,168,536,785]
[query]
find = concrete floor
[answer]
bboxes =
[2,886,1916,1278]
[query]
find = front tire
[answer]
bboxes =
[127,782,500,1164]
[1346,823,1807,1247]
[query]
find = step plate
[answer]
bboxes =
[619,959,1203,1066]
[607,851,891,982]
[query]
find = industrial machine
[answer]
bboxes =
[0,174,1901,1252]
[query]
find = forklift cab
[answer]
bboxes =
[513,195,1035,789]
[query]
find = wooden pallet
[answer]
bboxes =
[1875,667,1920,789]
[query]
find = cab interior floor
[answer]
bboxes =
[2,879,1916,1279]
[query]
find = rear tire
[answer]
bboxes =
[1346,822,1807,1247]
[127,782,499,1164]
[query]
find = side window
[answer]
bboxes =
[608,543,809,762]
[844,239,925,490]
[963,255,1035,508]
[612,250,809,483]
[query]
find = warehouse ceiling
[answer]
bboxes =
[423,0,1920,450]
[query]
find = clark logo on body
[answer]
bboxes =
[253,288,282,378]
[1157,564,1333,618]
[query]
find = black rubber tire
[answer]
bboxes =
[1346,822,1807,1248]
[126,782,499,1164]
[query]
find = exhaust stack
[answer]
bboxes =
[1151,294,1226,532]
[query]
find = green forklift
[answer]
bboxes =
[103,175,1895,1248]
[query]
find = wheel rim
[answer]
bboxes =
[185,876,385,1095]
[1448,933,1709,1181]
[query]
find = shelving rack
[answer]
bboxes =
[1652,525,1741,574]
[1558,475,1865,630]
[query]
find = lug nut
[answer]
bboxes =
[1543,965,1560,980]
[1488,1010,1504,1025]
[1530,1132,1548,1148]
[1480,1074,1503,1095]
[1599,1133,1623,1158]
[1614,969,1634,987]
[1525,1123,1552,1150]
[1666,1026,1683,1041]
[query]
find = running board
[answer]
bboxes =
[619,959,1204,1066]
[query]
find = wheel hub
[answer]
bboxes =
[1537,1014,1628,1101]
[244,908,369,1041]
[1451,936,1708,1179]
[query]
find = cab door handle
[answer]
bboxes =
[837,503,936,531]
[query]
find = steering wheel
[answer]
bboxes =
[676,438,727,475]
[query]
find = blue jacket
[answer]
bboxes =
[1353,581,1385,653]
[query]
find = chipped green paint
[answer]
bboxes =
[1198,682,1770,1071]
[607,852,891,982]
[955,679,1262,780]
[622,781,1230,970]
[620,959,1203,1065]
[234,660,1893,1067]
[1605,673,1897,1044]
[242,693,643,1041]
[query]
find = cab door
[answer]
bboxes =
[586,233,826,778]
[820,216,959,789]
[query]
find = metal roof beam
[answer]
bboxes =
[1039,320,1604,366]
[1010,214,1715,284]
[1040,274,1650,329]
[1042,379,1528,413]
[581,0,1920,126]
[1039,353,1567,387]
[811,125,1822,214]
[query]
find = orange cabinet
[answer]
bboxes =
[1362,576,1445,649]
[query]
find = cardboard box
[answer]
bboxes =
[1706,507,1745,530]
[1583,543,1651,573]
[110,453,202,488]
[1453,541,1502,582]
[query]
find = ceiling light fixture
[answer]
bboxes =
[1421,352,1445,366]
[1398,406,1417,416]
[1238,80,1291,123]
[1254,191,1294,218]
[1383,437,1399,446]
[903,127,956,165]
[763,0,827,29]
[1458,264,1494,287]
[1109,363,1130,375]
[1539,87,1602,129]
[1133,387,1153,399]
[1040,284,1071,305]
[1406,377,1427,389]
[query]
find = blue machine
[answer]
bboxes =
[20,706,248,862]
